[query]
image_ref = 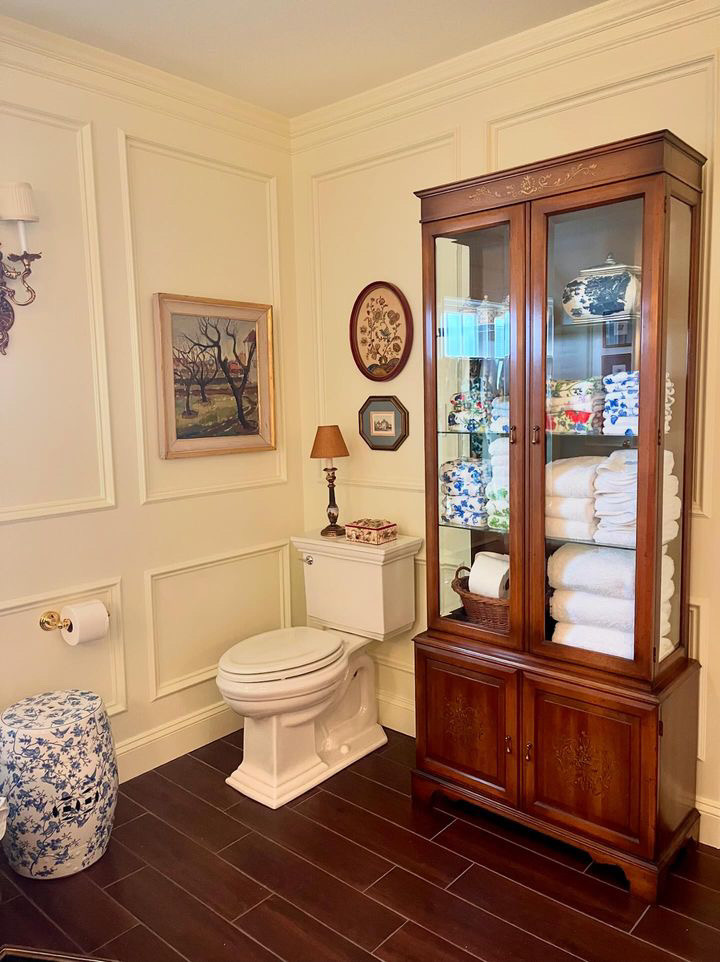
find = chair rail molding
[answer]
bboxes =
[145,539,291,700]
[119,131,288,504]
[0,102,115,524]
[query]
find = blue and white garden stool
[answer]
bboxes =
[0,690,118,879]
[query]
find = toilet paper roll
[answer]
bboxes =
[59,600,109,647]
[468,553,510,599]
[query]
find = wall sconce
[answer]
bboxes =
[0,182,41,356]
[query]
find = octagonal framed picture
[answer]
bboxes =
[358,395,409,451]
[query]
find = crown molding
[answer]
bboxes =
[290,0,718,151]
[0,13,291,150]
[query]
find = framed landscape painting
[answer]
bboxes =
[154,294,275,458]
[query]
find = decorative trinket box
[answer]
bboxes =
[562,252,641,324]
[346,519,398,545]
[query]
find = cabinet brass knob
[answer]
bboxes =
[304,556,314,566]
[509,425,517,445]
[505,735,512,754]
[531,426,541,444]
[525,742,533,761]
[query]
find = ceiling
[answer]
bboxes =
[0,0,602,116]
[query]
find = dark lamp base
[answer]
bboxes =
[321,523,345,538]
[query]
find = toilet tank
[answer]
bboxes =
[291,533,423,641]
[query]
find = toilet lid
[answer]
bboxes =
[218,626,345,682]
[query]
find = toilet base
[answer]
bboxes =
[226,722,387,809]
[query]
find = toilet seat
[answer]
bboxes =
[218,626,344,684]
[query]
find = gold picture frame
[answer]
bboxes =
[154,293,275,458]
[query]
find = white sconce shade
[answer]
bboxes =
[0,183,38,223]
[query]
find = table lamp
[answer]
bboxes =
[310,425,349,537]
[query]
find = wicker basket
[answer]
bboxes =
[451,565,509,633]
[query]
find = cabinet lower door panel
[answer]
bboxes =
[416,647,518,805]
[522,675,656,855]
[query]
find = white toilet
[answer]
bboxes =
[216,532,422,808]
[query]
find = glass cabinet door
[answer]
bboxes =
[428,206,525,647]
[529,182,671,675]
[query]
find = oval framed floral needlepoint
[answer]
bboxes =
[349,281,414,381]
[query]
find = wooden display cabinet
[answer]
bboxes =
[413,131,704,901]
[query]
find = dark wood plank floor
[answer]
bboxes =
[1,728,718,962]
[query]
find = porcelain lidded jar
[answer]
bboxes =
[561,253,641,324]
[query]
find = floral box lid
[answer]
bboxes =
[346,519,398,544]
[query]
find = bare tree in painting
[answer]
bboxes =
[183,338,218,404]
[185,317,257,430]
[173,343,200,419]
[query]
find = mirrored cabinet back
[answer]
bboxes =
[412,130,705,902]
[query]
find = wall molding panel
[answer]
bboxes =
[119,132,288,505]
[486,54,717,519]
[0,578,127,717]
[145,540,291,700]
[0,103,115,524]
[309,131,457,492]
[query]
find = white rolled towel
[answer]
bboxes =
[545,497,595,522]
[550,589,634,632]
[550,592,670,635]
[546,456,606,498]
[663,493,681,523]
[594,519,679,547]
[547,542,635,599]
[545,517,597,541]
[552,622,634,659]
[488,437,509,457]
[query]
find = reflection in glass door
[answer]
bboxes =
[433,212,522,644]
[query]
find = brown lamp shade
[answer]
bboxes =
[310,424,349,459]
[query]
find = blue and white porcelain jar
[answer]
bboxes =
[0,689,118,879]
[562,253,641,323]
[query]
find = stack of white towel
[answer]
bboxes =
[594,450,680,548]
[548,542,675,660]
[487,437,510,532]
[545,456,605,541]
[489,396,510,435]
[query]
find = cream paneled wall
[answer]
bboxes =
[292,0,720,843]
[0,20,301,778]
[3,0,720,844]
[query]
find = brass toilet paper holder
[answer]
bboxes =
[39,610,72,632]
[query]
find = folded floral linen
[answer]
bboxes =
[552,622,635,660]
[441,481,485,497]
[545,456,606,498]
[546,376,604,434]
[488,436,510,532]
[545,497,596,522]
[545,517,597,541]
[486,481,509,500]
[439,459,491,487]
[441,495,488,528]
[448,412,486,432]
[547,542,636,599]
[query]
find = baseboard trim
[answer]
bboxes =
[377,688,415,738]
[697,795,720,849]
[115,702,242,782]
